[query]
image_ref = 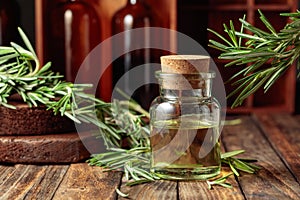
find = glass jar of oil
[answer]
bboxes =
[150,55,221,180]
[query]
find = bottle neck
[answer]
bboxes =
[127,0,142,5]
[127,0,144,5]
[160,87,212,101]
[156,71,215,101]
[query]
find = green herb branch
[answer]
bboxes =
[88,147,260,189]
[0,28,149,150]
[2,28,260,192]
[208,10,300,107]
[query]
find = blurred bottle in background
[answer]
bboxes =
[111,0,163,110]
[0,0,20,46]
[47,0,101,82]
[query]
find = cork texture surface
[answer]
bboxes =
[160,55,210,74]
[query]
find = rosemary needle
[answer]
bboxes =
[116,188,129,198]
[208,10,300,107]
[207,173,233,190]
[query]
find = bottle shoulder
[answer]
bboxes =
[150,96,220,112]
[150,96,221,124]
[53,1,98,16]
[112,4,153,21]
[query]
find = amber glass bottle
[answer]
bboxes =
[111,0,161,109]
[48,0,101,82]
[0,0,20,46]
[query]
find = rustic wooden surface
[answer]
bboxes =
[0,132,95,164]
[0,114,299,200]
[0,101,75,135]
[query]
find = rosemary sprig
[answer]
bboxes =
[207,173,233,190]
[208,10,300,107]
[0,28,149,151]
[2,28,261,192]
[88,147,260,190]
[221,150,261,177]
[206,150,260,189]
[88,146,161,186]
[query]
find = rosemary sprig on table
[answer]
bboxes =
[88,146,159,186]
[207,173,233,189]
[208,10,300,107]
[2,28,260,191]
[88,147,260,189]
[206,149,261,189]
[221,149,261,176]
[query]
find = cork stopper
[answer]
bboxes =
[159,55,211,90]
[160,55,210,74]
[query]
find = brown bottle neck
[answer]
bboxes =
[127,0,143,5]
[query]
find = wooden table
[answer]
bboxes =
[0,114,299,200]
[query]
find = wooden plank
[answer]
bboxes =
[53,163,122,200]
[0,132,93,163]
[118,180,177,200]
[0,165,68,199]
[0,165,17,186]
[178,140,244,200]
[0,101,74,135]
[23,165,69,200]
[222,116,300,200]
[254,114,300,183]
[0,165,46,199]
[179,169,244,200]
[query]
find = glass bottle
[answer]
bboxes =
[150,59,221,180]
[111,0,161,110]
[48,0,101,82]
[0,0,20,46]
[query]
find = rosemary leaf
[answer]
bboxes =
[116,188,129,198]
[17,27,37,59]
[229,161,240,176]
[221,150,245,159]
[221,150,261,177]
[208,10,300,106]
[258,9,278,37]
[126,179,153,186]
[207,173,233,190]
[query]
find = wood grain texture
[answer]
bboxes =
[53,163,122,200]
[0,114,299,199]
[222,116,300,200]
[254,114,300,183]
[0,165,68,200]
[0,165,46,199]
[23,165,69,200]
[118,180,177,200]
[0,101,74,135]
[178,142,244,200]
[0,165,16,185]
[0,132,92,163]
[179,169,244,200]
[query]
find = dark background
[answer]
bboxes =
[16,0,300,114]
[16,0,35,46]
